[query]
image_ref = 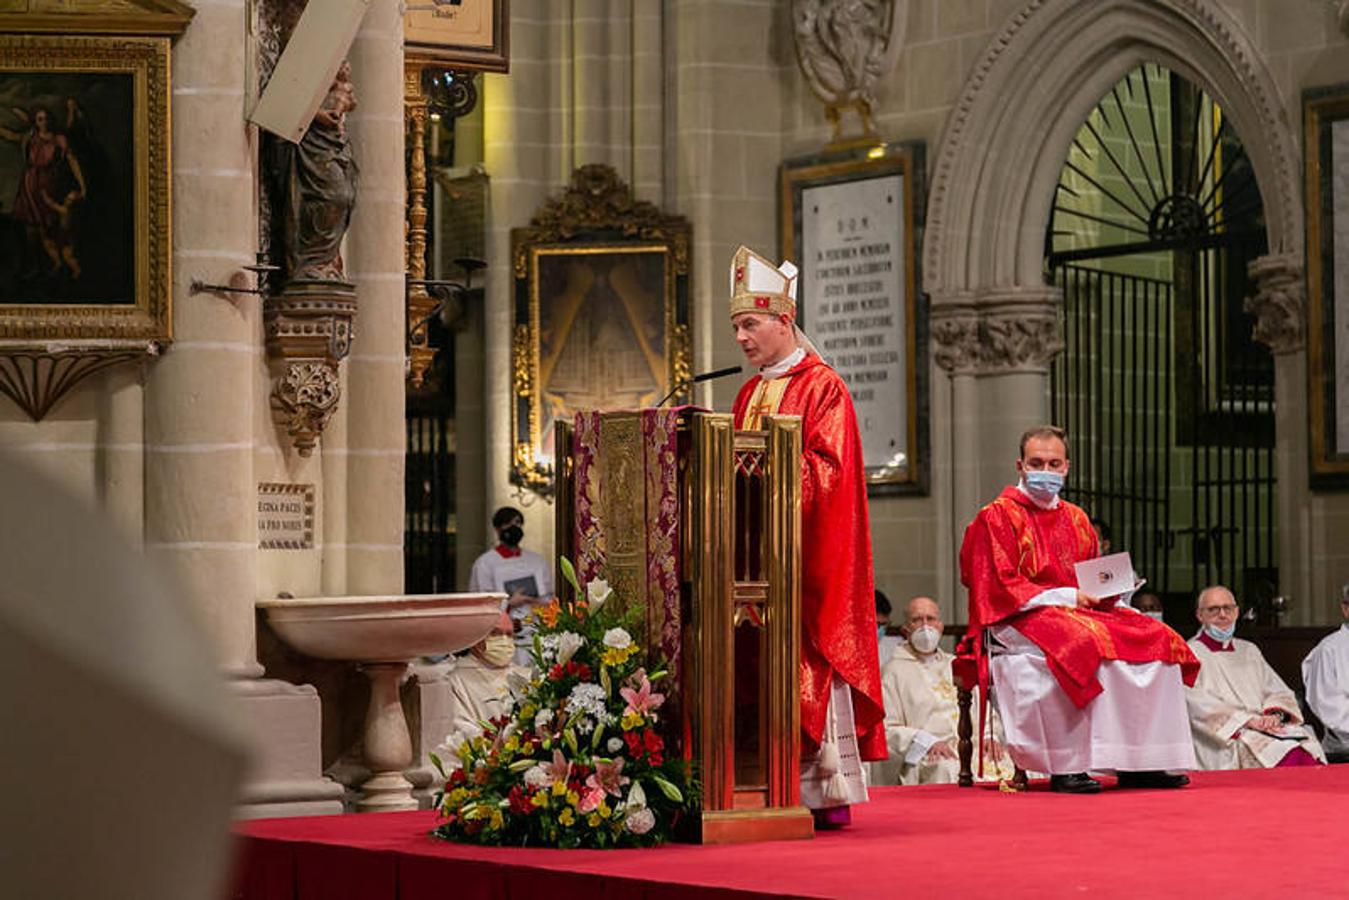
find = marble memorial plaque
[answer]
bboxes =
[801,173,908,478]
[258,483,315,550]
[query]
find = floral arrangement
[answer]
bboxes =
[431,559,699,848]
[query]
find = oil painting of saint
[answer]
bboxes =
[0,72,135,304]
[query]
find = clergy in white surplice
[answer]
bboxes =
[441,613,532,764]
[1186,586,1327,770]
[1302,585,1349,760]
[874,596,1015,785]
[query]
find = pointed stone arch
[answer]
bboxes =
[923,0,1301,319]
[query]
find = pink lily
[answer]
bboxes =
[619,670,665,719]
[586,757,629,798]
[577,787,605,813]
[543,748,571,786]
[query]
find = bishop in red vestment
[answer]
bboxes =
[959,425,1199,793]
[727,246,885,821]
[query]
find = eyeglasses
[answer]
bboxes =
[1198,604,1238,615]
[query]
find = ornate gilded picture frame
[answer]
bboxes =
[1306,84,1349,487]
[0,34,171,343]
[780,141,928,495]
[404,0,509,73]
[511,165,691,495]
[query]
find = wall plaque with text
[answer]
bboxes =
[258,483,315,550]
[781,142,928,495]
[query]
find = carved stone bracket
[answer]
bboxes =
[264,281,357,456]
[1243,253,1306,356]
[930,289,1063,376]
[0,346,151,420]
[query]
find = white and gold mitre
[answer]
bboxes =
[729,245,799,319]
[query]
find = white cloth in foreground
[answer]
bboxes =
[1187,636,1327,769]
[442,655,531,759]
[874,643,1014,785]
[800,674,869,809]
[990,624,1196,774]
[467,547,553,665]
[1303,624,1349,757]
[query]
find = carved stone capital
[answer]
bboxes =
[1340,1,1349,39]
[265,280,357,456]
[930,289,1063,375]
[1243,253,1305,356]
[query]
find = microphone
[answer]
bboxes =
[656,365,743,407]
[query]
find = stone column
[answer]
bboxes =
[1245,253,1315,623]
[342,0,408,595]
[147,0,259,678]
[931,286,1063,603]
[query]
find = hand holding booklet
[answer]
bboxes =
[1073,551,1140,603]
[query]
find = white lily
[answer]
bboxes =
[587,577,613,612]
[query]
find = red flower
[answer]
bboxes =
[448,768,467,787]
[549,664,564,681]
[508,784,534,815]
[643,729,664,753]
[623,731,642,756]
[576,663,593,680]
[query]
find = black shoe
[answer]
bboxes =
[1116,770,1189,789]
[1050,772,1102,794]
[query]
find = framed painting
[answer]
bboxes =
[404,0,509,73]
[0,34,171,343]
[511,165,690,495]
[780,141,928,495]
[1306,85,1349,487]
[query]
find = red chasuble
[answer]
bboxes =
[959,487,1199,708]
[732,353,886,761]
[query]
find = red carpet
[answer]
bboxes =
[232,766,1348,899]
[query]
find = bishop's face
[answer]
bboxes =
[732,312,795,369]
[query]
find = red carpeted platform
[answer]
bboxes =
[231,766,1348,899]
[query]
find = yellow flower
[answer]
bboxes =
[504,735,520,753]
[489,809,504,831]
[558,808,575,826]
[598,801,612,819]
[551,781,567,797]
[531,791,549,808]
[520,703,537,720]
[621,713,644,731]
[566,789,580,806]
[587,812,602,828]
[447,788,468,806]
[601,645,637,667]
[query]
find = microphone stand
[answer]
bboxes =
[655,365,744,407]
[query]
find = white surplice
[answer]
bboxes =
[990,621,1196,775]
[800,674,868,809]
[441,655,531,761]
[873,642,1015,785]
[1186,636,1327,769]
[1303,624,1349,757]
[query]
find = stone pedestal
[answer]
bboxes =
[231,678,345,819]
[402,659,457,808]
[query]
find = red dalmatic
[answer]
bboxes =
[733,354,886,762]
[960,487,1199,709]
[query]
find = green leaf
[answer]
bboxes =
[591,720,606,750]
[429,752,445,778]
[559,557,581,598]
[650,774,684,803]
[600,665,612,696]
[508,758,536,772]
[563,727,578,755]
[648,668,668,682]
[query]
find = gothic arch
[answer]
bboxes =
[923,0,1302,301]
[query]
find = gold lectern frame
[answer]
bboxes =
[556,410,813,843]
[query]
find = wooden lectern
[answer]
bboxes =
[555,408,814,843]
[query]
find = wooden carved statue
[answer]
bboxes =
[272,60,359,283]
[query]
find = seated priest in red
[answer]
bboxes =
[729,245,886,826]
[959,425,1201,793]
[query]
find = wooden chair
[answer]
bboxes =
[952,633,1027,788]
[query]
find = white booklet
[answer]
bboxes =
[1074,551,1137,601]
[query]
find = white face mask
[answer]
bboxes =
[1142,610,1165,622]
[478,634,516,668]
[909,625,941,655]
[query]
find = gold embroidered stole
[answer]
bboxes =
[742,374,791,430]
